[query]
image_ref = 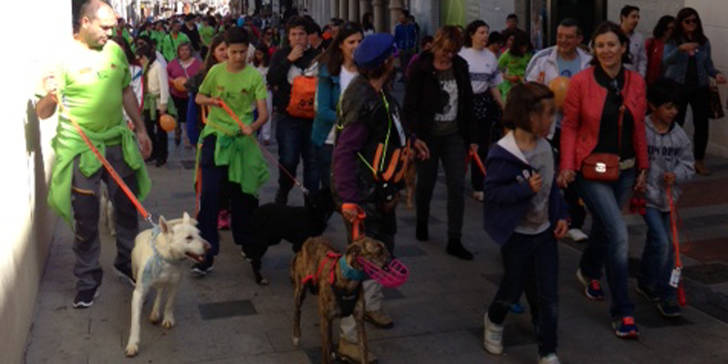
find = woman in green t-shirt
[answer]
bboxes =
[192,27,270,275]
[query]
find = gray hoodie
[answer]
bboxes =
[644,115,695,211]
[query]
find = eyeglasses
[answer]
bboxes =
[683,17,698,25]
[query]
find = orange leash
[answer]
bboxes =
[69,118,154,225]
[466,145,486,176]
[666,184,687,307]
[342,203,366,241]
[215,100,308,193]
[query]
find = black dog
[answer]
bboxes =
[245,188,336,285]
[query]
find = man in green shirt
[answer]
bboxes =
[161,21,191,62]
[193,27,269,275]
[35,0,152,309]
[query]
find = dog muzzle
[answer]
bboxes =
[356,257,409,288]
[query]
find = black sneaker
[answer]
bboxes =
[635,284,659,303]
[191,257,215,276]
[446,239,473,260]
[657,299,682,318]
[415,221,428,241]
[114,263,136,287]
[274,189,288,206]
[73,287,100,309]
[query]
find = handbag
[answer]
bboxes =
[708,85,724,119]
[581,106,624,182]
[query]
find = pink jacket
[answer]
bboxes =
[560,66,648,172]
[166,58,202,98]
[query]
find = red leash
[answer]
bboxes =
[69,118,154,225]
[666,184,687,307]
[465,145,486,176]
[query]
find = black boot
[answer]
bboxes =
[416,220,428,241]
[274,188,288,205]
[447,239,473,260]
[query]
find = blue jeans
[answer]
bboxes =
[640,207,676,301]
[488,229,559,356]
[275,114,319,196]
[576,168,636,318]
[314,143,333,190]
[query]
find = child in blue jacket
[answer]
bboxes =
[482,82,569,364]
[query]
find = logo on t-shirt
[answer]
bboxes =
[560,70,573,77]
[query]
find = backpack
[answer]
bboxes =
[286,63,318,119]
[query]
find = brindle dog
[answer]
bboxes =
[291,236,389,363]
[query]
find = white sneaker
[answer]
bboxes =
[483,314,504,355]
[565,228,588,242]
[472,191,484,202]
[539,353,560,364]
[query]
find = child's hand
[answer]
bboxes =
[554,219,569,239]
[664,172,676,186]
[529,172,543,193]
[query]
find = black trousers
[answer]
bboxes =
[196,135,259,259]
[676,86,710,160]
[143,109,168,163]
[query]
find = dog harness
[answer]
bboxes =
[301,251,367,317]
[140,226,177,289]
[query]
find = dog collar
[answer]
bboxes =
[339,256,367,281]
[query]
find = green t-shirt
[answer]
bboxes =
[199,62,267,131]
[497,50,532,100]
[58,41,131,132]
[199,25,216,47]
[161,32,191,62]
[196,62,269,195]
[149,30,166,49]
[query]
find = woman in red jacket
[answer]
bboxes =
[557,21,648,340]
[645,15,675,85]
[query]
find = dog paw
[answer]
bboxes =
[124,343,139,357]
[292,336,300,347]
[149,312,161,324]
[256,277,270,286]
[162,318,175,329]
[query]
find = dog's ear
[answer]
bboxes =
[159,216,169,234]
[183,212,191,224]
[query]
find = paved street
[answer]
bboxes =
[24,84,728,363]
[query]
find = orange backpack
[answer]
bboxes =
[286,73,317,119]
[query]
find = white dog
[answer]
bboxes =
[124,212,210,357]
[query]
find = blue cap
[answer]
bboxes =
[354,33,397,70]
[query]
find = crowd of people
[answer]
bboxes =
[38,1,726,363]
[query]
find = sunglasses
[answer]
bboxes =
[683,17,698,25]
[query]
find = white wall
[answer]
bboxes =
[476,0,516,33]
[687,0,728,157]
[0,1,67,363]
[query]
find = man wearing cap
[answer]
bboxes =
[332,33,429,363]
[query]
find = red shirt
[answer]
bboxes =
[560,66,648,172]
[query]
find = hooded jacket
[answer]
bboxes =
[483,132,568,245]
[644,116,695,211]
